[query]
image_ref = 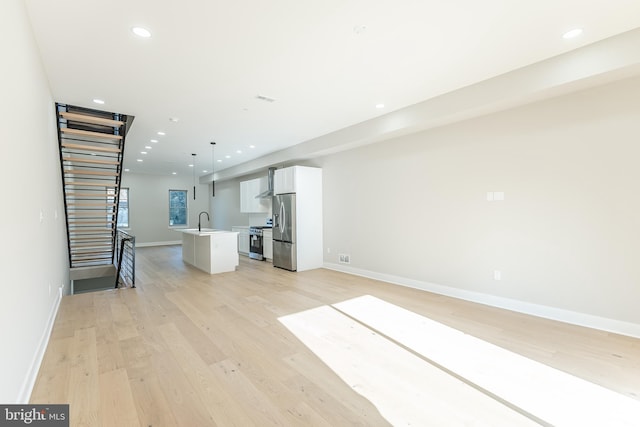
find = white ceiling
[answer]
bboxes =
[24,0,640,178]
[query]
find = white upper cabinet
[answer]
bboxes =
[274,167,297,194]
[240,177,271,213]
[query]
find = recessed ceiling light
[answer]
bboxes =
[172,172,177,175]
[217,159,222,163]
[249,145,255,149]
[376,103,385,109]
[563,28,583,39]
[150,139,158,143]
[93,98,105,105]
[157,131,166,136]
[140,151,147,154]
[145,146,152,149]
[202,170,208,173]
[225,155,231,159]
[236,150,242,154]
[136,159,143,162]
[124,168,130,172]
[132,27,151,38]
[188,164,194,167]
[169,117,179,123]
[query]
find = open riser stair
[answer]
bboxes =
[56,103,134,275]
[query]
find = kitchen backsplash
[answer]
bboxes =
[248,213,271,226]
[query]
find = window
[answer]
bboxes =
[107,187,129,228]
[117,188,129,228]
[169,189,188,226]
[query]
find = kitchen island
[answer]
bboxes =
[179,229,239,274]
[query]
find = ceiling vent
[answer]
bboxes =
[256,95,276,103]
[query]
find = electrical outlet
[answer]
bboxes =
[494,270,502,280]
[339,254,351,264]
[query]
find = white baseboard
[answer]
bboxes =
[17,288,62,403]
[323,262,640,339]
[136,240,181,248]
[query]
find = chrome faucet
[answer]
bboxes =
[198,211,210,232]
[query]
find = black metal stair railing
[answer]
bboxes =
[115,229,135,288]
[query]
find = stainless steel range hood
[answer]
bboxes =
[255,167,276,199]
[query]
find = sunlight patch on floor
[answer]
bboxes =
[279,304,540,426]
[280,295,640,426]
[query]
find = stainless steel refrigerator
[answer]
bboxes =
[273,193,297,271]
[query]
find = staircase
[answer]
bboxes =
[56,103,134,281]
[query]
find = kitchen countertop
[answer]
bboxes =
[178,228,233,236]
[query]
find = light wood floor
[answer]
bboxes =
[31,245,640,426]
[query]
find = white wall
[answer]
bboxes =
[210,74,640,333]
[318,74,640,329]
[0,0,69,403]
[209,178,248,230]
[120,173,211,245]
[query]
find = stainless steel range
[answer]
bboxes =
[249,226,271,260]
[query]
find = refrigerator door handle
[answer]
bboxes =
[280,202,285,234]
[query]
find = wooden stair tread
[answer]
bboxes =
[60,111,124,127]
[69,236,113,242]
[68,220,115,224]
[65,192,113,197]
[63,157,120,166]
[71,262,113,267]
[67,202,116,206]
[64,170,119,177]
[67,213,113,217]
[72,253,113,257]
[69,228,113,234]
[65,181,118,187]
[72,256,112,260]
[60,127,123,140]
[61,142,121,153]
[72,250,113,255]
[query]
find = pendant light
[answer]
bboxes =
[192,153,197,200]
[210,141,216,197]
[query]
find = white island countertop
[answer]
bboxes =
[179,228,233,236]
[178,229,239,274]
